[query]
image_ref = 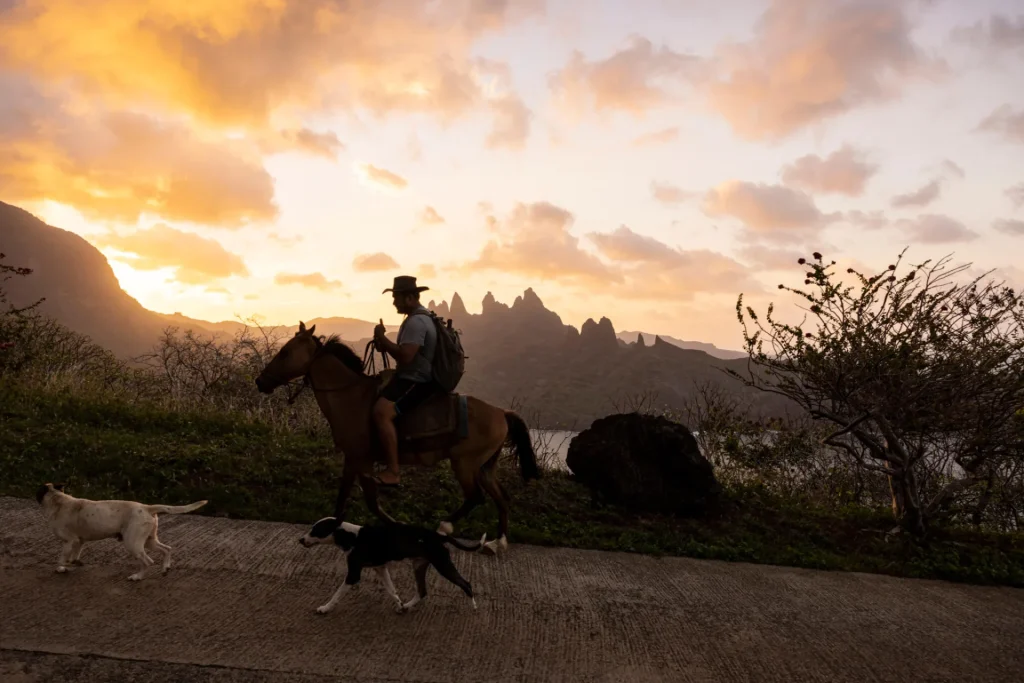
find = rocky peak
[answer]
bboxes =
[481,291,509,316]
[636,332,646,347]
[580,316,619,350]
[450,292,469,319]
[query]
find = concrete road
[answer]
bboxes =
[1,496,1022,683]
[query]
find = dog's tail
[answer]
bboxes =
[442,532,487,552]
[145,500,208,515]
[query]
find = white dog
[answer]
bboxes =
[36,482,207,581]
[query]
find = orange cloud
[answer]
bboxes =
[549,36,700,116]
[897,214,979,243]
[780,145,879,197]
[586,225,761,300]
[651,182,694,205]
[353,252,400,272]
[420,206,445,225]
[0,79,276,225]
[358,164,408,190]
[702,181,839,243]
[977,105,1024,144]
[261,128,344,159]
[1007,183,1024,210]
[0,0,540,135]
[994,219,1024,237]
[268,232,303,247]
[891,178,943,208]
[705,0,941,141]
[274,272,342,291]
[418,264,438,279]
[94,224,249,284]
[465,201,619,285]
[631,126,680,147]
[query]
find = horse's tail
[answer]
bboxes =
[504,411,541,482]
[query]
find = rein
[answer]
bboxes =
[278,338,388,405]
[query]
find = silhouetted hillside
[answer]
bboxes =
[617,331,748,360]
[3,201,788,427]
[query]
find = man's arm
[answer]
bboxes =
[377,336,420,365]
[375,317,424,366]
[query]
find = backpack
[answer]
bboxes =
[412,311,467,392]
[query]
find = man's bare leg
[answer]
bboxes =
[372,397,401,485]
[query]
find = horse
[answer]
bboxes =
[254,321,540,555]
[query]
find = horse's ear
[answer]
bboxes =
[308,324,316,336]
[298,321,306,333]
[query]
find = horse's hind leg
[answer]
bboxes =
[478,464,510,556]
[437,459,485,536]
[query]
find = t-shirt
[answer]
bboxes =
[395,306,437,383]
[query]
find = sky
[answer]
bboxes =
[1,0,1023,351]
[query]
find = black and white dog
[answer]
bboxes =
[298,518,486,615]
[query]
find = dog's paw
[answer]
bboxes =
[55,566,67,574]
[315,604,333,615]
[128,572,144,582]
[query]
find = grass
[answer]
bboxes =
[3,381,1023,588]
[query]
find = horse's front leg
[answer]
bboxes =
[333,466,358,521]
[360,474,399,525]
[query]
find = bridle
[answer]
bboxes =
[262,337,389,405]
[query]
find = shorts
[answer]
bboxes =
[380,376,438,415]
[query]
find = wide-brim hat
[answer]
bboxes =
[382,275,429,294]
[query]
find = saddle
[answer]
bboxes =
[376,371,469,455]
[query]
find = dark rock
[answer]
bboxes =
[450,292,469,319]
[566,413,721,516]
[636,333,646,348]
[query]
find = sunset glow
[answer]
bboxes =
[2,0,1023,349]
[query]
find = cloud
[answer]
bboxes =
[735,244,806,271]
[94,224,249,284]
[274,272,342,291]
[419,264,437,279]
[262,128,344,159]
[651,182,695,205]
[358,164,408,190]
[978,105,1024,144]
[632,126,680,147]
[891,178,942,208]
[780,145,879,196]
[464,201,619,285]
[352,252,400,272]
[994,219,1024,236]
[951,14,1024,54]
[486,95,532,150]
[586,225,762,300]
[420,206,445,225]
[705,0,942,141]
[897,214,979,243]
[1007,183,1024,210]
[702,180,839,243]
[0,77,276,226]
[0,0,541,133]
[939,159,965,179]
[841,210,889,230]
[268,232,303,247]
[549,36,700,117]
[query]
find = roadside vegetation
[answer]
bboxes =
[2,251,1022,586]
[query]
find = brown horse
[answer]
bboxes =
[254,321,539,554]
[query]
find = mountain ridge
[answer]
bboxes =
[2,200,787,427]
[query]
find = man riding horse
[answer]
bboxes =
[371,275,439,488]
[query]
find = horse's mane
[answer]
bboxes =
[317,334,365,375]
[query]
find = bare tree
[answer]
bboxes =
[730,249,1024,535]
